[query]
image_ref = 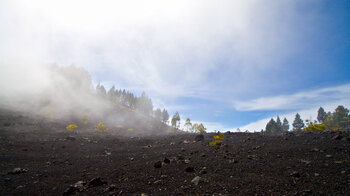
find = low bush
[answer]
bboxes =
[66,124,78,131]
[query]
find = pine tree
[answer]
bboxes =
[162,109,169,124]
[282,118,289,132]
[107,86,116,102]
[265,118,277,134]
[276,116,282,133]
[136,92,153,115]
[96,83,106,96]
[317,107,326,123]
[292,113,304,131]
[154,108,162,121]
[333,105,349,127]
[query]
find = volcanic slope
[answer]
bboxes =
[0,110,350,195]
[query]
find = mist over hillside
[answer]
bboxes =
[0,61,171,135]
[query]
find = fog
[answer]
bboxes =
[0,60,164,135]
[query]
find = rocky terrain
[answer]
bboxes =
[0,109,350,195]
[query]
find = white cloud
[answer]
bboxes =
[234,84,350,111]
[0,0,313,101]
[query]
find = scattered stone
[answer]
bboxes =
[16,185,24,190]
[194,134,204,141]
[153,180,161,184]
[10,168,28,174]
[160,175,168,179]
[334,161,343,164]
[325,154,333,158]
[290,171,300,178]
[3,177,11,182]
[106,184,117,191]
[229,159,238,164]
[88,177,106,187]
[191,176,201,185]
[163,157,170,164]
[332,135,342,140]
[154,161,162,168]
[303,189,312,194]
[200,170,207,175]
[314,173,320,177]
[177,155,184,160]
[185,167,195,173]
[66,136,76,141]
[199,167,207,174]
[3,122,11,126]
[183,140,190,144]
[63,186,76,196]
[130,157,134,161]
[142,145,152,149]
[341,170,346,174]
[184,159,190,164]
[300,159,311,165]
[73,181,86,191]
[247,155,258,160]
[253,146,261,150]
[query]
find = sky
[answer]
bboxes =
[1,0,350,132]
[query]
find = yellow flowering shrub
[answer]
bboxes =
[81,114,89,125]
[209,132,224,146]
[127,128,134,132]
[304,123,325,131]
[45,109,53,119]
[95,122,108,132]
[66,124,78,131]
[303,119,325,131]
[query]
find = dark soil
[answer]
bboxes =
[0,110,350,195]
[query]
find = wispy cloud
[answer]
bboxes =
[234,84,350,111]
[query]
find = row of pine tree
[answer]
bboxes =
[95,83,170,124]
[265,105,350,134]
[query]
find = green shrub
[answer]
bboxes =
[303,123,325,131]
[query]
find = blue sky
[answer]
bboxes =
[1,0,350,131]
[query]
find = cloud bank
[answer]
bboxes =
[0,0,315,100]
